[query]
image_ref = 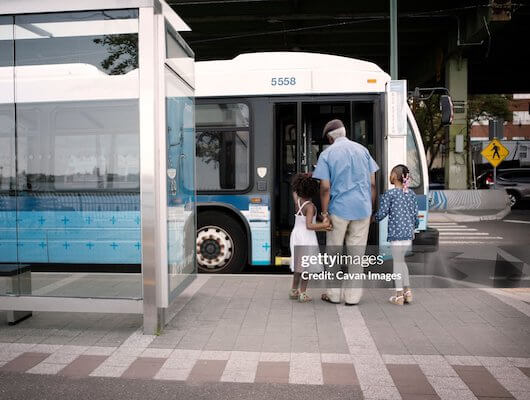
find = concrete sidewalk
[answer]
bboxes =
[1,275,530,399]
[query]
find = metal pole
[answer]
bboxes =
[390,0,398,79]
[493,166,497,189]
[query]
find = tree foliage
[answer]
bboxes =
[93,34,138,75]
[467,94,512,124]
[411,95,445,170]
[412,94,512,171]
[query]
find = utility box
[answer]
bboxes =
[455,134,465,153]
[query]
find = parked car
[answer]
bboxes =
[476,168,530,207]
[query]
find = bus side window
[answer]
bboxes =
[196,129,250,192]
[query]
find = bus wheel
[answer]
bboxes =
[196,211,247,273]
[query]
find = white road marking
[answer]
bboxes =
[429,223,458,226]
[440,240,502,244]
[503,219,530,224]
[441,236,503,240]
[435,228,477,231]
[439,232,490,236]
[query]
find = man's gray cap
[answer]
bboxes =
[323,119,345,137]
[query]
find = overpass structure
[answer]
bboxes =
[169,0,529,189]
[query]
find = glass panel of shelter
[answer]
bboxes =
[3,10,142,299]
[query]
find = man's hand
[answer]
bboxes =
[320,217,333,231]
[320,180,331,220]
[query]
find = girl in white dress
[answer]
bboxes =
[289,173,333,302]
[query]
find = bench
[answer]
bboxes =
[0,264,32,324]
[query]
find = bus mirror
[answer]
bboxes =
[440,95,454,126]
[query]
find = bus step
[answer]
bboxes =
[274,256,291,266]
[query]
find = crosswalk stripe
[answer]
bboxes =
[436,228,477,231]
[503,219,530,224]
[440,241,499,244]
[439,232,490,236]
[429,222,458,226]
[441,236,503,240]
[436,225,473,231]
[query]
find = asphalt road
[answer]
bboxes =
[471,209,530,246]
[0,372,361,400]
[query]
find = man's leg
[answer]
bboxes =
[325,214,348,303]
[343,216,371,305]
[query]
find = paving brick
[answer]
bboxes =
[254,361,289,384]
[387,364,439,397]
[453,365,514,398]
[187,360,227,382]
[58,355,107,377]
[0,352,50,373]
[321,362,359,385]
[121,357,166,379]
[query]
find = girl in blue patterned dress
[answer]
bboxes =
[375,165,419,305]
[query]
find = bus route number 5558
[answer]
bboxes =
[271,77,296,86]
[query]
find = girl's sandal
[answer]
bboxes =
[403,290,412,304]
[389,295,404,305]
[289,289,300,300]
[321,293,340,304]
[299,292,312,303]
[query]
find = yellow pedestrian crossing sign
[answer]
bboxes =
[481,139,509,168]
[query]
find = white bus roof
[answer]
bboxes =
[195,52,390,97]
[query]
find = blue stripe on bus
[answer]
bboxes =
[0,210,141,264]
[0,193,140,211]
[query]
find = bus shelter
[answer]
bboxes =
[0,0,196,334]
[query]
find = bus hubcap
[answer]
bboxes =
[196,226,233,269]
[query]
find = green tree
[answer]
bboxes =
[93,34,138,75]
[412,94,512,173]
[467,94,512,124]
[411,95,445,170]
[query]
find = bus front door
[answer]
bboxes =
[275,103,298,256]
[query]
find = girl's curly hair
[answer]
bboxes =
[391,164,410,183]
[292,173,320,199]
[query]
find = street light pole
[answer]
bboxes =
[390,0,398,79]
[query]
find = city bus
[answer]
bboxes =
[195,52,438,273]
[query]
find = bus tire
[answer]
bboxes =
[196,211,247,273]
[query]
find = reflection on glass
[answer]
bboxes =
[196,130,249,190]
[406,122,422,190]
[0,10,142,299]
[16,101,139,191]
[0,105,15,191]
[196,103,249,127]
[14,10,138,75]
[93,34,138,75]
[4,100,141,268]
[0,16,14,68]
[165,67,196,300]
[353,102,374,155]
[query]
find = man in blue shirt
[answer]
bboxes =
[312,119,379,305]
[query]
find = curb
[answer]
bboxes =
[428,205,511,223]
